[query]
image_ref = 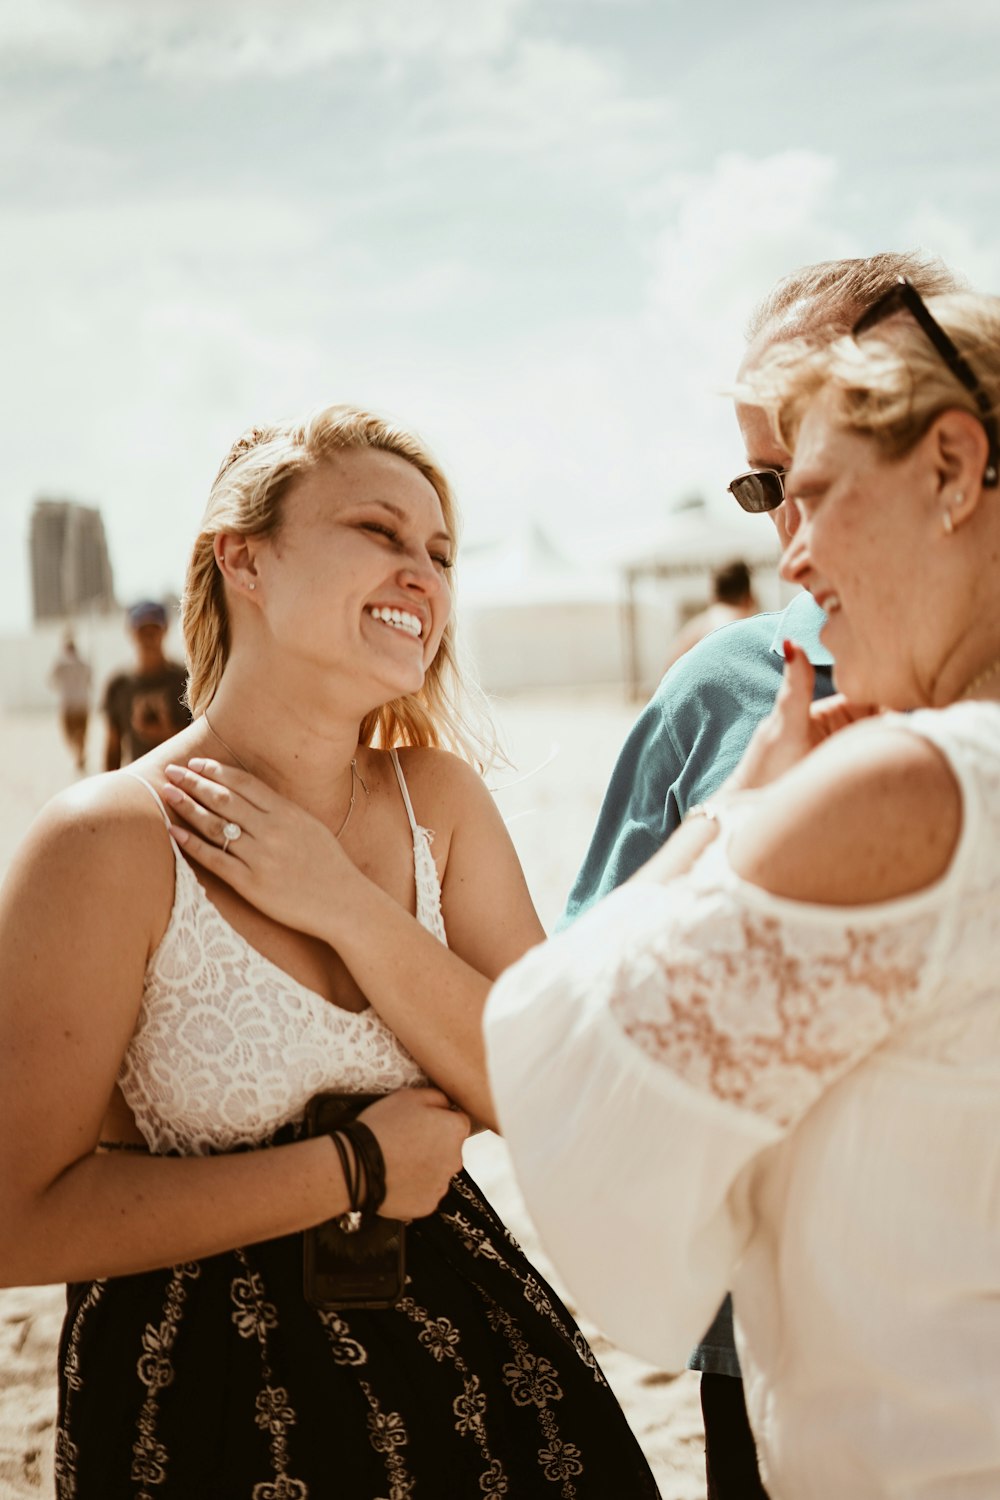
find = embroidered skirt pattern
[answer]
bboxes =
[57,1171,660,1499]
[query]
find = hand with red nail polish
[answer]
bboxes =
[723,639,882,793]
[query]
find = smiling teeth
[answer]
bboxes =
[370,606,423,638]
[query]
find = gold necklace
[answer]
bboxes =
[958,656,1000,701]
[202,710,367,838]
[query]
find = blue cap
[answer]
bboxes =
[127,600,168,629]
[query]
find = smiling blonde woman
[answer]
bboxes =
[0,404,659,1498]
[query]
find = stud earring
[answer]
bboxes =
[248,582,257,591]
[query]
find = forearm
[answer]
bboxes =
[1,1135,347,1287]
[324,880,497,1128]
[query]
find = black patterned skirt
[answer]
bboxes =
[57,1169,660,1498]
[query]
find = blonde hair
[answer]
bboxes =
[746,291,1000,468]
[182,403,498,768]
[746,251,962,344]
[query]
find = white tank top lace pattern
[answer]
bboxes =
[118,751,442,1156]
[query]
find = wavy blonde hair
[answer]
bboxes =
[745,291,1000,469]
[182,403,498,768]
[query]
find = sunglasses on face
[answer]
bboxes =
[727,466,787,513]
[852,276,999,488]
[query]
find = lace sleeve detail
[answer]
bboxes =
[602,841,942,1128]
[484,745,964,1369]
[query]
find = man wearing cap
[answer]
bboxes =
[559,252,961,1499]
[103,601,191,770]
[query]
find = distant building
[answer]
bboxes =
[30,498,116,622]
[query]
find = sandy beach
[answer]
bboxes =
[0,690,705,1498]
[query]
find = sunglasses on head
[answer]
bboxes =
[727,466,786,513]
[852,276,999,488]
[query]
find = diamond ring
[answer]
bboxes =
[221,820,242,853]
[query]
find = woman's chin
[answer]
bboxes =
[829,659,871,705]
[369,664,428,707]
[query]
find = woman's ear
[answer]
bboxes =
[214,532,260,596]
[930,409,990,530]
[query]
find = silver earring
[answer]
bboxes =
[943,510,954,536]
[248,582,257,591]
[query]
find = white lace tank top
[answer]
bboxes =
[118,751,443,1156]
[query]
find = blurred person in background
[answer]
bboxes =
[49,630,92,772]
[103,599,191,769]
[559,251,962,1500]
[662,558,761,675]
[487,278,1000,1500]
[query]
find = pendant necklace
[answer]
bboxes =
[202,710,367,839]
[958,657,1000,701]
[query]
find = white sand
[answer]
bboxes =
[0,694,705,1498]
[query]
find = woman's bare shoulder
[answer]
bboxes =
[386,745,491,814]
[8,772,176,915]
[728,718,962,907]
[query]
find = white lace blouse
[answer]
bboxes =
[484,703,1000,1500]
[119,751,439,1156]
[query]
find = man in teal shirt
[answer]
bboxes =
[563,589,833,926]
[561,252,960,1499]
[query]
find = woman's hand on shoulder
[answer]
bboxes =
[162,757,353,939]
[727,717,962,907]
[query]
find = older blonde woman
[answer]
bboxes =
[0,407,658,1497]
[485,283,1000,1499]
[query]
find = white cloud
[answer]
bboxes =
[898,207,1000,294]
[407,36,674,161]
[643,151,857,367]
[0,0,531,77]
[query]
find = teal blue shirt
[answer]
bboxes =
[563,591,834,926]
[560,590,835,1378]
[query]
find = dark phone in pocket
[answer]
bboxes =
[303,1093,406,1310]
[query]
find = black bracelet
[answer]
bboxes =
[342,1120,387,1219]
[328,1129,363,1233]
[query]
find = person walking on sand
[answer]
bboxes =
[102,600,191,770]
[49,630,92,772]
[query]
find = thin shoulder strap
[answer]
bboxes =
[122,769,172,831]
[389,748,420,833]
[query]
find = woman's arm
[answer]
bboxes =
[164,751,545,1128]
[0,784,468,1287]
[484,716,962,1367]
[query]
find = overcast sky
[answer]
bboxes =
[3,0,999,631]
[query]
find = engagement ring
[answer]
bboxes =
[221,821,242,853]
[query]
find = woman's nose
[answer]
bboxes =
[781,496,803,538]
[399,553,444,595]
